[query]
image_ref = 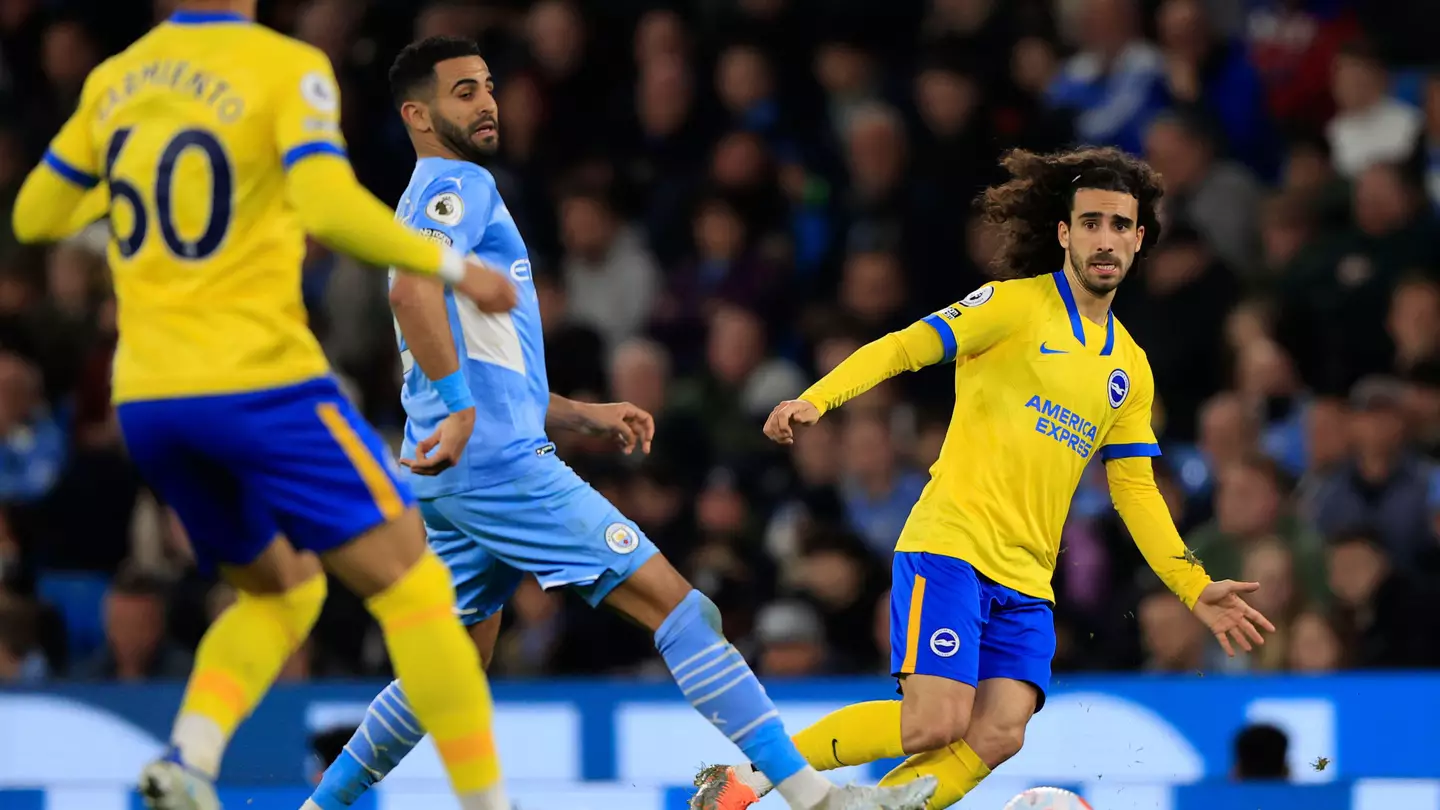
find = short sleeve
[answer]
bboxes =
[408,172,494,254]
[917,282,1026,364]
[1099,359,1161,461]
[43,69,105,188]
[274,49,348,171]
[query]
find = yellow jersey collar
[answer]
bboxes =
[1049,270,1116,356]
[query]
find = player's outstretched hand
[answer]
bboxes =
[577,401,655,455]
[401,407,475,476]
[763,399,820,445]
[1192,580,1277,657]
[454,257,517,313]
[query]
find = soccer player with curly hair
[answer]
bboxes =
[692,147,1277,810]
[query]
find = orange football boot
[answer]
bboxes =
[690,764,762,810]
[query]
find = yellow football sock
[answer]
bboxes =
[366,551,501,796]
[793,700,906,770]
[174,572,327,777]
[878,740,991,810]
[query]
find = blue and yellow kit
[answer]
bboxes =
[799,271,1212,701]
[10,9,465,568]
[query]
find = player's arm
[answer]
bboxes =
[766,285,1020,443]
[13,70,105,242]
[390,272,467,407]
[1102,361,1274,655]
[275,55,513,310]
[798,285,1019,416]
[546,394,654,455]
[1105,458,1212,607]
[391,181,489,476]
[391,175,490,396]
[1099,361,1211,606]
[1108,455,1275,654]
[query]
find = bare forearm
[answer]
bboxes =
[390,274,460,380]
[546,393,590,432]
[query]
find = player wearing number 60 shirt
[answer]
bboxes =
[11,4,519,810]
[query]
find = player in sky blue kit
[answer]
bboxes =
[301,37,936,810]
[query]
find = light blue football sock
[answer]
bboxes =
[308,680,422,809]
[656,590,810,787]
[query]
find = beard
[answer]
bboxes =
[435,114,498,165]
[1068,245,1129,296]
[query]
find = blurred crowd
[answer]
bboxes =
[3,0,1440,685]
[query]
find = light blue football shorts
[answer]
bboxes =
[420,452,659,625]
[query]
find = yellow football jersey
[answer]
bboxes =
[892,272,1159,601]
[803,272,1163,603]
[41,11,350,402]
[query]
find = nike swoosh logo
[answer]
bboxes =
[1039,343,1068,354]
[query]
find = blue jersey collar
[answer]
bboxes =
[1050,270,1116,356]
[169,9,250,25]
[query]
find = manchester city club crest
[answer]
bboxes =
[605,522,639,554]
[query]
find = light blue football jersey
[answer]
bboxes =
[393,157,550,498]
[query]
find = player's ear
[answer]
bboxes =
[1134,224,1145,252]
[399,100,432,133]
[1057,219,1070,250]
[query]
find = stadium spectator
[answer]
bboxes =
[753,599,828,677]
[1047,0,1167,155]
[1137,585,1214,672]
[1308,377,1434,566]
[0,352,63,504]
[1174,391,1260,503]
[1238,539,1303,670]
[1387,275,1440,376]
[1231,723,1290,780]
[1326,531,1440,667]
[838,414,926,560]
[1245,0,1359,131]
[1188,454,1328,610]
[1154,0,1275,178]
[560,185,662,351]
[1286,608,1346,671]
[1326,38,1420,178]
[72,564,191,681]
[1142,111,1263,278]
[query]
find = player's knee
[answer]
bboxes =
[901,705,970,753]
[364,551,455,628]
[279,570,327,630]
[966,719,1027,767]
[693,591,723,634]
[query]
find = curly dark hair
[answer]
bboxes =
[979,147,1165,279]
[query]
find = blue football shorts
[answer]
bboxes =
[420,452,659,625]
[890,551,1056,709]
[118,376,415,573]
